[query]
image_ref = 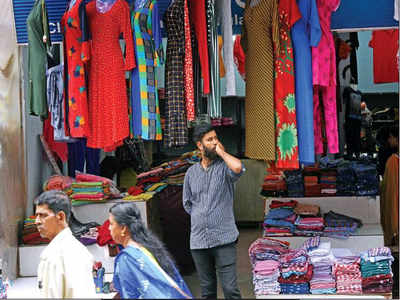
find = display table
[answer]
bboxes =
[256,293,392,299]
[18,198,158,277]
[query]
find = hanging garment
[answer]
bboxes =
[86,0,135,151]
[206,0,221,118]
[216,0,236,96]
[130,0,163,140]
[68,138,100,177]
[312,0,340,87]
[46,64,74,142]
[163,0,188,147]
[313,85,339,154]
[233,35,246,80]
[312,0,340,155]
[27,0,52,119]
[291,0,321,165]
[380,154,399,245]
[369,29,399,84]
[61,0,90,138]
[43,115,68,162]
[242,0,278,161]
[183,0,195,122]
[274,0,301,169]
[189,0,210,95]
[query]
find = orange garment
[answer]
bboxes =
[380,154,399,245]
[218,36,226,77]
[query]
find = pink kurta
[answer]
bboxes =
[312,0,340,86]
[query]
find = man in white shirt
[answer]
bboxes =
[34,190,96,298]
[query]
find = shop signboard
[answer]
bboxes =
[12,0,399,44]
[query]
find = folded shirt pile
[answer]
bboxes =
[284,170,304,197]
[249,237,290,296]
[319,169,337,195]
[323,211,362,239]
[308,242,337,294]
[333,253,362,294]
[304,175,321,197]
[21,216,49,245]
[360,247,394,293]
[264,201,298,236]
[336,162,357,196]
[278,248,312,294]
[294,216,324,236]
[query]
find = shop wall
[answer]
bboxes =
[356,31,399,94]
[0,0,26,280]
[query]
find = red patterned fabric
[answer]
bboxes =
[233,35,246,80]
[43,115,68,162]
[273,0,301,169]
[278,264,313,284]
[61,0,90,137]
[86,0,135,151]
[183,0,195,121]
[97,220,115,246]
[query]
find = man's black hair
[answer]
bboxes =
[193,122,215,144]
[34,190,71,222]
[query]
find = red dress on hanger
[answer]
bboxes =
[86,0,135,151]
[61,0,90,138]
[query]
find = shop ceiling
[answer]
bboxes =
[12,0,399,44]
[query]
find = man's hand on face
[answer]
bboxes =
[215,142,225,157]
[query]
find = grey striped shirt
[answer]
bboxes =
[183,159,245,249]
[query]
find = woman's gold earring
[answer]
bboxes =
[121,233,125,237]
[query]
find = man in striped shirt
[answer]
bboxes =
[183,122,245,299]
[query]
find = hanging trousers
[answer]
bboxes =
[67,138,100,177]
[313,85,339,154]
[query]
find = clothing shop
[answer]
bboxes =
[0,0,398,298]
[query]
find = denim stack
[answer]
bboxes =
[351,162,379,196]
[323,211,362,239]
[336,163,357,196]
[284,170,304,197]
[264,202,297,236]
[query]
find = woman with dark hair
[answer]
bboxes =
[109,202,192,299]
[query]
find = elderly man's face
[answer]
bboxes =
[34,204,63,241]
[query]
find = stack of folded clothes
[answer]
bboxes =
[323,211,362,238]
[304,175,321,197]
[284,170,304,197]
[279,248,312,294]
[261,163,287,197]
[210,117,235,126]
[319,169,337,195]
[293,203,322,236]
[360,247,394,293]
[351,162,379,196]
[264,200,297,236]
[336,162,357,196]
[308,241,336,294]
[21,216,50,245]
[294,216,324,236]
[249,237,290,295]
[333,253,362,294]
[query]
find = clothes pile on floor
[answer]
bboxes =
[360,247,394,293]
[249,237,290,295]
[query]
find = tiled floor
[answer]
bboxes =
[7,227,263,299]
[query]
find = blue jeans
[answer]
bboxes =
[191,241,241,299]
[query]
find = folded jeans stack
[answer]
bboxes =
[264,205,296,236]
[336,162,357,196]
[360,247,394,293]
[284,170,304,197]
[351,162,379,196]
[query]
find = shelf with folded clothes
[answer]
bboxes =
[261,198,383,249]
